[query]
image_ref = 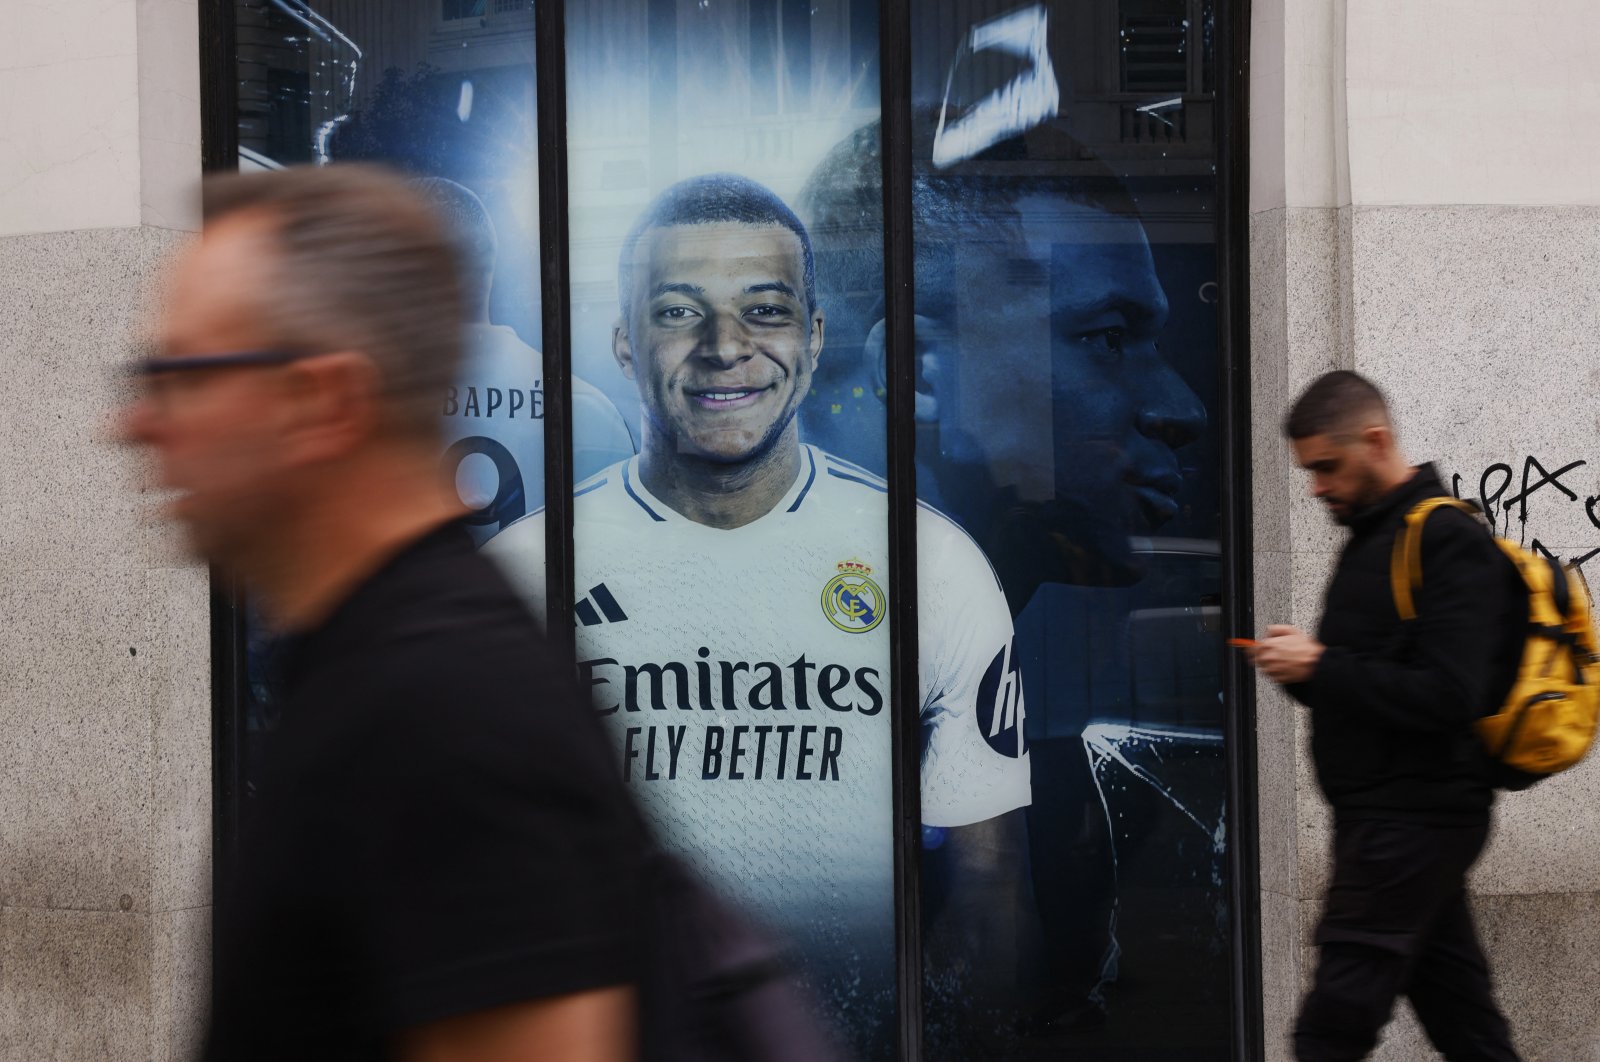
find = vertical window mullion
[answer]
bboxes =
[876,0,922,1057]
[1214,0,1262,1056]
[534,0,577,657]
[201,0,242,1027]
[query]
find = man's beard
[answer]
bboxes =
[1331,467,1389,526]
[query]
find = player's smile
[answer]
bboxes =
[684,382,775,411]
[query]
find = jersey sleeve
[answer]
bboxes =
[917,507,1032,828]
[572,379,638,482]
[480,510,550,628]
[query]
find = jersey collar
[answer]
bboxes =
[621,445,820,528]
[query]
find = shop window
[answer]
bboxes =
[216,1,1247,1057]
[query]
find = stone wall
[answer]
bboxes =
[0,3,207,1060]
[1250,0,1600,1058]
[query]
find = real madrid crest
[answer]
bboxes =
[822,560,885,633]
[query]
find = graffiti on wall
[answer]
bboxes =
[1450,456,1600,569]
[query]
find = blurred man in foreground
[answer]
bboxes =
[122,165,644,1062]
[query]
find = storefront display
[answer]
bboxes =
[222,1,1244,1057]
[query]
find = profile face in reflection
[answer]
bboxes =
[919,192,1205,573]
[802,124,1206,591]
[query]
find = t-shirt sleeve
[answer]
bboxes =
[917,509,1033,828]
[345,649,644,1033]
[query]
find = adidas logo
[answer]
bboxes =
[575,583,628,627]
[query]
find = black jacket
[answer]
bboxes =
[1289,464,1524,823]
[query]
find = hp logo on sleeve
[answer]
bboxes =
[976,638,1026,758]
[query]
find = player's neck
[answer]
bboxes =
[639,435,802,530]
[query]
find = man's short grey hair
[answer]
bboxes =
[202,164,467,440]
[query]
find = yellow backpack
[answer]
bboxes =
[1392,497,1600,788]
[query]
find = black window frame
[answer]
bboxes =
[197,0,1258,1054]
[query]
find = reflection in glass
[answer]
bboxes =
[227,1,1237,1054]
[802,1,1229,1055]
[230,1,605,823]
[237,0,590,555]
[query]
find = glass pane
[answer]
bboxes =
[480,1,902,1055]
[232,0,563,815]
[237,0,562,548]
[803,0,1231,1056]
[1119,0,1190,94]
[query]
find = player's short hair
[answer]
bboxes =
[410,176,497,306]
[617,174,817,318]
[800,114,1140,331]
[202,164,467,440]
[1284,370,1392,440]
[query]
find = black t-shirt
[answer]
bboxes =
[205,522,644,1061]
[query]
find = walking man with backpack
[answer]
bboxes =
[1249,371,1526,1061]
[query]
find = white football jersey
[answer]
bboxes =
[440,323,635,547]
[482,444,1029,971]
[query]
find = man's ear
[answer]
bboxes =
[1362,423,1392,456]
[278,351,382,464]
[612,318,637,381]
[863,315,944,422]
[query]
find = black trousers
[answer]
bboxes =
[1294,819,1519,1062]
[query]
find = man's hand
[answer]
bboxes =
[1248,624,1325,685]
[400,987,635,1062]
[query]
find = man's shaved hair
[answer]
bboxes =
[1284,370,1392,440]
[202,164,467,440]
[617,174,816,318]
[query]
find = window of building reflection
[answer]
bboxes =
[231,0,556,819]
[224,1,1240,1057]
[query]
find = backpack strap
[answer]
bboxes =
[1390,497,1480,621]
[1549,553,1572,619]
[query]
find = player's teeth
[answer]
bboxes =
[705,392,749,402]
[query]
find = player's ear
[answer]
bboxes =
[807,308,825,370]
[862,315,943,422]
[611,318,637,381]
